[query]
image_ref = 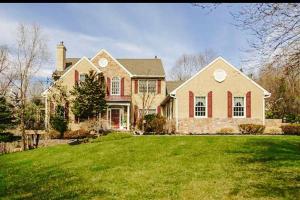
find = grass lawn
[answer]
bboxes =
[0,134,300,200]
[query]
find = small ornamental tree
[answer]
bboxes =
[50,105,68,138]
[70,70,106,121]
[0,95,15,133]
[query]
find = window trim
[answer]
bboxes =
[194,96,207,118]
[111,76,121,96]
[232,96,246,118]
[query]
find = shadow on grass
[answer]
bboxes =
[227,138,300,199]
[0,161,110,200]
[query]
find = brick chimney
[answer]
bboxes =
[56,41,66,72]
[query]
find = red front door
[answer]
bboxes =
[111,109,120,129]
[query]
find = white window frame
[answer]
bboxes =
[194,96,207,118]
[79,73,87,83]
[138,108,157,117]
[233,96,246,118]
[111,76,120,96]
[138,79,157,94]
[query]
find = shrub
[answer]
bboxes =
[281,124,300,135]
[238,124,265,134]
[48,130,60,139]
[0,132,21,142]
[217,127,235,134]
[143,114,166,134]
[64,129,92,139]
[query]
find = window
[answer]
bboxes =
[111,77,120,95]
[233,97,245,117]
[138,80,147,93]
[79,73,87,82]
[148,80,156,93]
[195,96,206,117]
[138,80,157,93]
[139,109,156,117]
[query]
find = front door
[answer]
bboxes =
[111,109,120,129]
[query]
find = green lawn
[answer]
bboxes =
[0,135,300,200]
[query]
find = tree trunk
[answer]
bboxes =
[20,106,27,151]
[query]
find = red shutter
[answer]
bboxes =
[107,77,111,96]
[246,91,251,118]
[157,106,161,115]
[75,70,79,85]
[50,101,54,114]
[189,91,194,118]
[134,80,138,94]
[227,91,232,118]
[208,91,212,118]
[121,77,125,96]
[157,80,161,94]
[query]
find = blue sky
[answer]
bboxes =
[0,3,252,80]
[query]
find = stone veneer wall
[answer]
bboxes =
[177,118,263,134]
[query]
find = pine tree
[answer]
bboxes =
[70,70,106,120]
[0,95,15,133]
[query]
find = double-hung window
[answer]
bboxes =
[111,77,120,95]
[195,96,206,117]
[138,80,156,93]
[233,97,245,117]
[79,73,87,83]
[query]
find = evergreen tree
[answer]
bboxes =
[0,95,15,133]
[70,70,106,120]
[50,105,68,138]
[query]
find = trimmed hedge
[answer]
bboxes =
[238,124,265,134]
[281,124,300,135]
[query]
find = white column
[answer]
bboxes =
[45,94,48,129]
[127,104,130,130]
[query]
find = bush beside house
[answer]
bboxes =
[281,124,300,135]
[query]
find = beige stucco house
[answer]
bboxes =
[161,57,271,134]
[42,42,271,133]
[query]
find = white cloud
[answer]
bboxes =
[0,4,199,80]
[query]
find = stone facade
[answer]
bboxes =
[176,118,263,134]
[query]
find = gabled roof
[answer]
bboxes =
[117,59,165,77]
[60,57,165,77]
[170,56,271,97]
[42,56,100,96]
[166,81,185,94]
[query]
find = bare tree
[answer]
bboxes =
[169,49,217,81]
[0,46,14,95]
[10,23,49,150]
[193,3,300,69]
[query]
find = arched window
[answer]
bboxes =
[111,77,120,95]
[195,96,206,117]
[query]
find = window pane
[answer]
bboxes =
[195,96,206,117]
[139,80,147,93]
[148,80,156,93]
[111,77,120,95]
[233,97,244,117]
[79,74,86,82]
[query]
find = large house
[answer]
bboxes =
[42,42,271,134]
